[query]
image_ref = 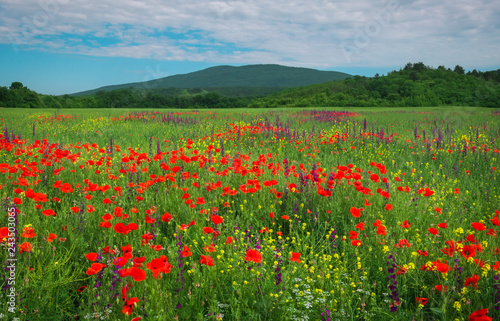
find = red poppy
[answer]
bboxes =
[461,245,477,260]
[161,212,172,223]
[203,244,215,252]
[211,215,223,225]
[133,257,146,267]
[376,225,387,236]
[199,255,214,266]
[203,227,214,234]
[86,263,105,275]
[122,297,140,315]
[350,207,362,218]
[349,231,359,239]
[120,267,147,281]
[0,227,11,241]
[471,222,486,231]
[385,204,393,211]
[21,227,36,238]
[281,215,289,220]
[400,220,411,229]
[13,197,22,205]
[245,249,262,263]
[146,256,173,279]
[70,207,80,213]
[355,222,365,230]
[181,246,192,257]
[290,252,301,263]
[85,253,98,261]
[42,209,56,217]
[435,207,442,214]
[225,237,234,244]
[417,250,428,256]
[20,242,32,253]
[78,285,87,292]
[434,284,447,292]
[464,274,480,289]
[364,199,372,206]
[437,222,447,229]
[351,240,363,247]
[469,308,492,321]
[428,227,439,236]
[416,297,428,306]
[434,260,449,274]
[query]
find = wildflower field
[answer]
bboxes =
[0,107,499,321]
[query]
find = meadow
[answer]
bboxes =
[0,107,499,320]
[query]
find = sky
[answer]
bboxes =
[0,0,499,95]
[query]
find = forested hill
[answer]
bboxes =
[250,63,500,108]
[71,64,353,96]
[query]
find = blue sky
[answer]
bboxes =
[1,0,499,95]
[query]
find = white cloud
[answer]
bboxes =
[0,0,498,69]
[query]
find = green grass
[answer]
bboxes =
[0,107,498,320]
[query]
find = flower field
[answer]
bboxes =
[0,107,499,320]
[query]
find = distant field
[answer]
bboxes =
[0,107,499,320]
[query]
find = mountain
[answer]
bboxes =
[70,64,353,96]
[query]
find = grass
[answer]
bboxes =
[0,106,499,320]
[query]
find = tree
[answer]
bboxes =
[454,65,465,75]
[10,82,24,90]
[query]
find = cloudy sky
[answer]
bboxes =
[0,0,499,95]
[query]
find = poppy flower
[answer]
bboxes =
[21,227,36,238]
[199,255,214,266]
[437,222,447,229]
[434,260,449,274]
[364,199,372,206]
[133,257,146,267]
[376,225,387,236]
[78,285,87,292]
[13,197,22,205]
[86,263,105,275]
[85,253,98,261]
[428,228,439,236]
[385,204,393,211]
[416,297,428,306]
[350,207,362,218]
[42,209,56,217]
[20,242,32,253]
[464,274,480,289]
[203,227,214,234]
[203,244,215,252]
[181,246,192,257]
[469,308,491,321]
[290,252,301,263]
[417,250,428,256]
[245,249,262,263]
[355,222,365,230]
[225,237,234,244]
[435,207,442,214]
[122,297,140,315]
[351,240,363,247]
[70,207,80,213]
[434,284,447,292]
[120,267,147,281]
[281,215,289,220]
[146,256,173,279]
[400,220,411,229]
[349,231,359,239]
[471,222,486,231]
[0,227,11,241]
[161,212,172,223]
[211,215,223,225]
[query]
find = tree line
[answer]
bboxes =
[1,63,499,109]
